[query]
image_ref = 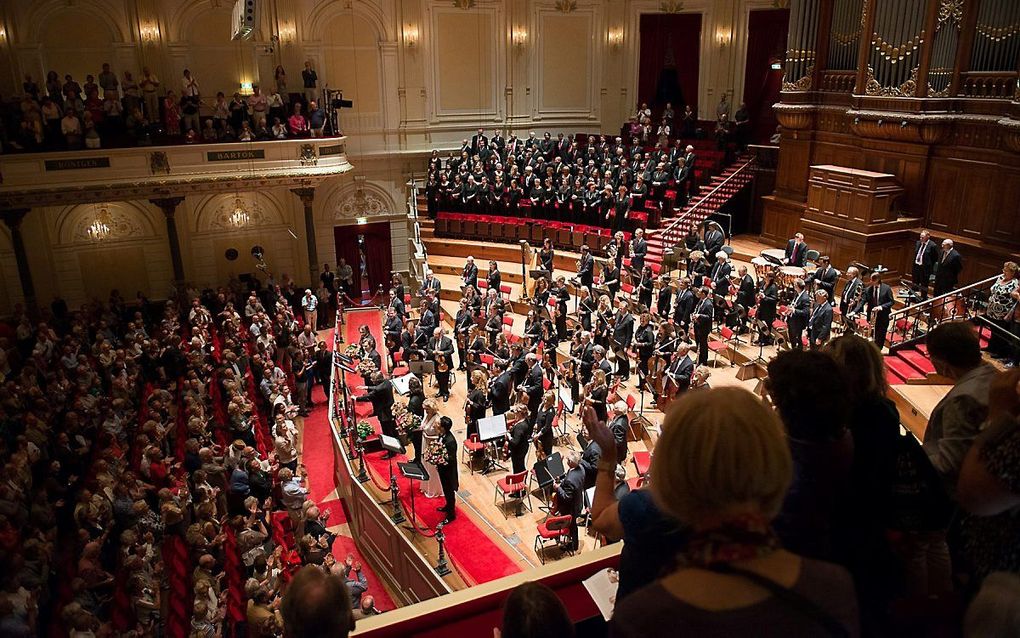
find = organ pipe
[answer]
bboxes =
[827,0,864,70]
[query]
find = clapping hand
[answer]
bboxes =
[581,404,615,455]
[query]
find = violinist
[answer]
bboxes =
[521,352,545,422]
[637,265,654,310]
[551,275,570,339]
[577,331,595,381]
[532,391,557,458]
[358,325,377,353]
[577,288,596,332]
[465,325,487,371]
[507,341,529,387]
[388,287,406,319]
[484,287,504,319]
[487,260,502,293]
[416,300,436,343]
[540,319,559,365]
[602,260,621,301]
[663,343,694,396]
[634,312,655,390]
[428,327,454,402]
[462,255,479,290]
[523,310,542,348]
[611,299,635,381]
[755,270,779,346]
[454,298,474,370]
[485,305,504,346]
[585,369,609,422]
[383,307,402,362]
[578,244,595,292]
[531,277,551,320]
[592,345,613,377]
[656,274,674,318]
[492,332,511,364]
[465,369,488,438]
[673,277,696,334]
[595,294,614,347]
[401,318,420,362]
[463,284,482,316]
[688,250,709,284]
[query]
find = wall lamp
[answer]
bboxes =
[403,24,419,48]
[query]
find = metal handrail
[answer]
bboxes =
[659,156,756,241]
[886,274,1000,349]
[974,314,1020,346]
[888,275,998,322]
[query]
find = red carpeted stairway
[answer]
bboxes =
[884,328,990,386]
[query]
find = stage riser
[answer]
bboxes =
[424,239,582,272]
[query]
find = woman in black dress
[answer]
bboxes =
[406,376,425,462]
[756,271,779,345]
[465,369,488,439]
[532,390,557,458]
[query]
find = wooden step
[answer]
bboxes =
[897,349,936,376]
[885,355,925,382]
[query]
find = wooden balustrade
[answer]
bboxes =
[819,70,857,93]
[959,71,1018,99]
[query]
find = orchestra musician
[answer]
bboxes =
[839,266,863,333]
[462,256,479,290]
[631,228,648,272]
[554,452,585,551]
[388,288,406,319]
[551,275,570,339]
[687,250,709,283]
[634,313,655,391]
[786,279,811,350]
[664,344,695,396]
[489,368,512,416]
[806,255,838,300]
[673,277,695,334]
[855,271,894,349]
[636,265,654,310]
[487,260,502,294]
[911,230,937,300]
[785,232,808,267]
[406,376,426,462]
[606,231,627,269]
[463,284,482,317]
[420,269,442,298]
[704,222,725,259]
[428,327,454,402]
[609,401,630,464]
[577,288,596,332]
[691,286,714,366]
[485,305,503,346]
[602,260,621,301]
[507,407,532,474]
[416,300,437,343]
[611,299,635,381]
[521,352,545,420]
[465,369,488,438]
[390,273,405,305]
[808,290,834,349]
[734,265,756,328]
[484,287,504,319]
[358,325,377,353]
[400,318,419,362]
[708,251,732,295]
[586,369,609,422]
[655,274,674,318]
[532,391,557,458]
[383,307,402,366]
[578,245,595,292]
[453,299,474,370]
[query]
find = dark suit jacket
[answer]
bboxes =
[704,229,724,258]
[736,274,757,309]
[612,312,635,349]
[808,302,833,344]
[609,414,629,464]
[555,466,586,517]
[357,380,394,420]
[839,278,862,315]
[785,240,808,267]
[437,431,459,491]
[933,249,963,294]
[673,289,695,327]
[913,240,938,270]
[462,263,478,289]
[809,266,838,299]
[856,283,894,316]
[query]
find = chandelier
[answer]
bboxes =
[230,197,250,228]
[87,205,112,241]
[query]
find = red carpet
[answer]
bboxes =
[342,308,523,586]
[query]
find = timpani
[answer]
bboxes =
[751,257,777,280]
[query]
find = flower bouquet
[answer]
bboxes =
[355,420,374,441]
[343,343,362,358]
[396,411,422,437]
[423,437,449,467]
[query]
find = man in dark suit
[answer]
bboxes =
[704,223,725,259]
[630,229,648,272]
[911,230,938,300]
[608,401,630,465]
[577,331,595,380]
[611,300,634,380]
[784,233,808,267]
[416,301,436,343]
[488,369,512,416]
[461,256,479,290]
[734,265,757,333]
[436,416,459,522]
[577,245,595,292]
[806,255,838,301]
[691,286,714,366]
[708,252,732,296]
[356,372,397,457]
[428,328,454,401]
[554,452,585,551]
[453,300,474,370]
[664,344,695,395]
[838,266,863,332]
[808,290,834,349]
[470,128,487,155]
[673,277,696,332]
[521,353,545,420]
[933,239,963,297]
[656,275,674,318]
[683,145,698,195]
[578,440,603,489]
[787,279,811,350]
[855,272,895,349]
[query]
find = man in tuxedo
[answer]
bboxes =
[673,277,696,333]
[911,230,938,300]
[521,353,545,420]
[611,300,635,381]
[708,251,732,296]
[933,239,963,296]
[785,233,808,267]
[436,416,459,522]
[453,299,474,370]
[787,279,811,350]
[734,265,757,332]
[855,272,895,348]
[420,269,442,298]
[429,328,454,401]
[608,401,630,465]
[488,369,512,416]
[664,344,695,396]
[691,286,714,366]
[416,301,436,344]
[808,290,833,349]
[838,266,863,332]
[462,256,478,290]
[630,229,648,272]
[807,255,838,301]
[704,223,725,259]
[554,452,585,551]
[388,288,406,319]
[577,331,595,380]
[383,308,402,362]
[578,245,595,292]
[356,372,397,458]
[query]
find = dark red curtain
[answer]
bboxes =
[334,226,366,300]
[638,14,702,116]
[359,221,392,295]
[742,8,790,143]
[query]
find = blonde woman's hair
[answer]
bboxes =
[1004,261,1019,274]
[651,387,792,524]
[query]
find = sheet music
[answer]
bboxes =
[391,373,416,396]
[477,413,507,442]
[558,386,574,412]
[583,568,620,621]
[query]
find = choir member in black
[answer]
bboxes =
[636,266,654,310]
[508,178,525,212]
[453,299,474,370]
[708,252,732,296]
[655,274,674,319]
[611,186,630,234]
[356,372,397,457]
[507,408,532,474]
[425,175,439,218]
[554,452,585,551]
[755,271,779,345]
[630,229,648,272]
[551,275,570,340]
[911,230,937,300]
[704,222,725,259]
[487,261,502,294]
[542,177,557,215]
[532,391,556,458]
[577,288,595,332]
[406,376,425,462]
[528,177,545,216]
[855,271,895,348]
[608,401,630,465]
[429,327,454,401]
[465,369,488,439]
[786,278,810,351]
[634,313,655,391]
[673,277,696,334]
[602,261,621,302]
[489,369,512,417]
[462,256,479,290]
[539,237,555,275]
[606,231,628,269]
[586,369,609,423]
[808,290,834,349]
[691,286,714,366]
[611,300,635,381]
[663,344,694,395]
[806,255,838,300]
[462,175,480,208]
[577,245,595,293]
[630,176,649,211]
[582,182,602,225]
[436,416,459,522]
[674,157,691,206]
[838,266,863,332]
[555,180,573,220]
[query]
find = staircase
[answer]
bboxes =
[645,154,756,272]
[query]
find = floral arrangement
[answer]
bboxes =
[343,343,362,358]
[396,411,422,437]
[355,359,377,377]
[355,420,374,441]
[423,438,449,467]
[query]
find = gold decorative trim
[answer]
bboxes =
[554,0,578,12]
[659,1,685,14]
[452,0,475,9]
[871,31,924,63]
[782,64,814,91]
[865,65,919,97]
[938,0,963,26]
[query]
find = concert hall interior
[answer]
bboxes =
[1,0,1019,636]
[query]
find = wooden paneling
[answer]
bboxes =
[926,159,997,241]
[775,138,813,201]
[985,168,1020,244]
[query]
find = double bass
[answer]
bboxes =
[646,351,668,400]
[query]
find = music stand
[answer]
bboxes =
[558,386,575,415]
[477,414,508,474]
[533,452,564,513]
[398,461,428,534]
[408,360,435,377]
[391,373,416,396]
[379,435,406,524]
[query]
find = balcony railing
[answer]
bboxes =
[656,156,756,246]
[819,70,857,93]
[959,71,1018,99]
[887,275,999,350]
